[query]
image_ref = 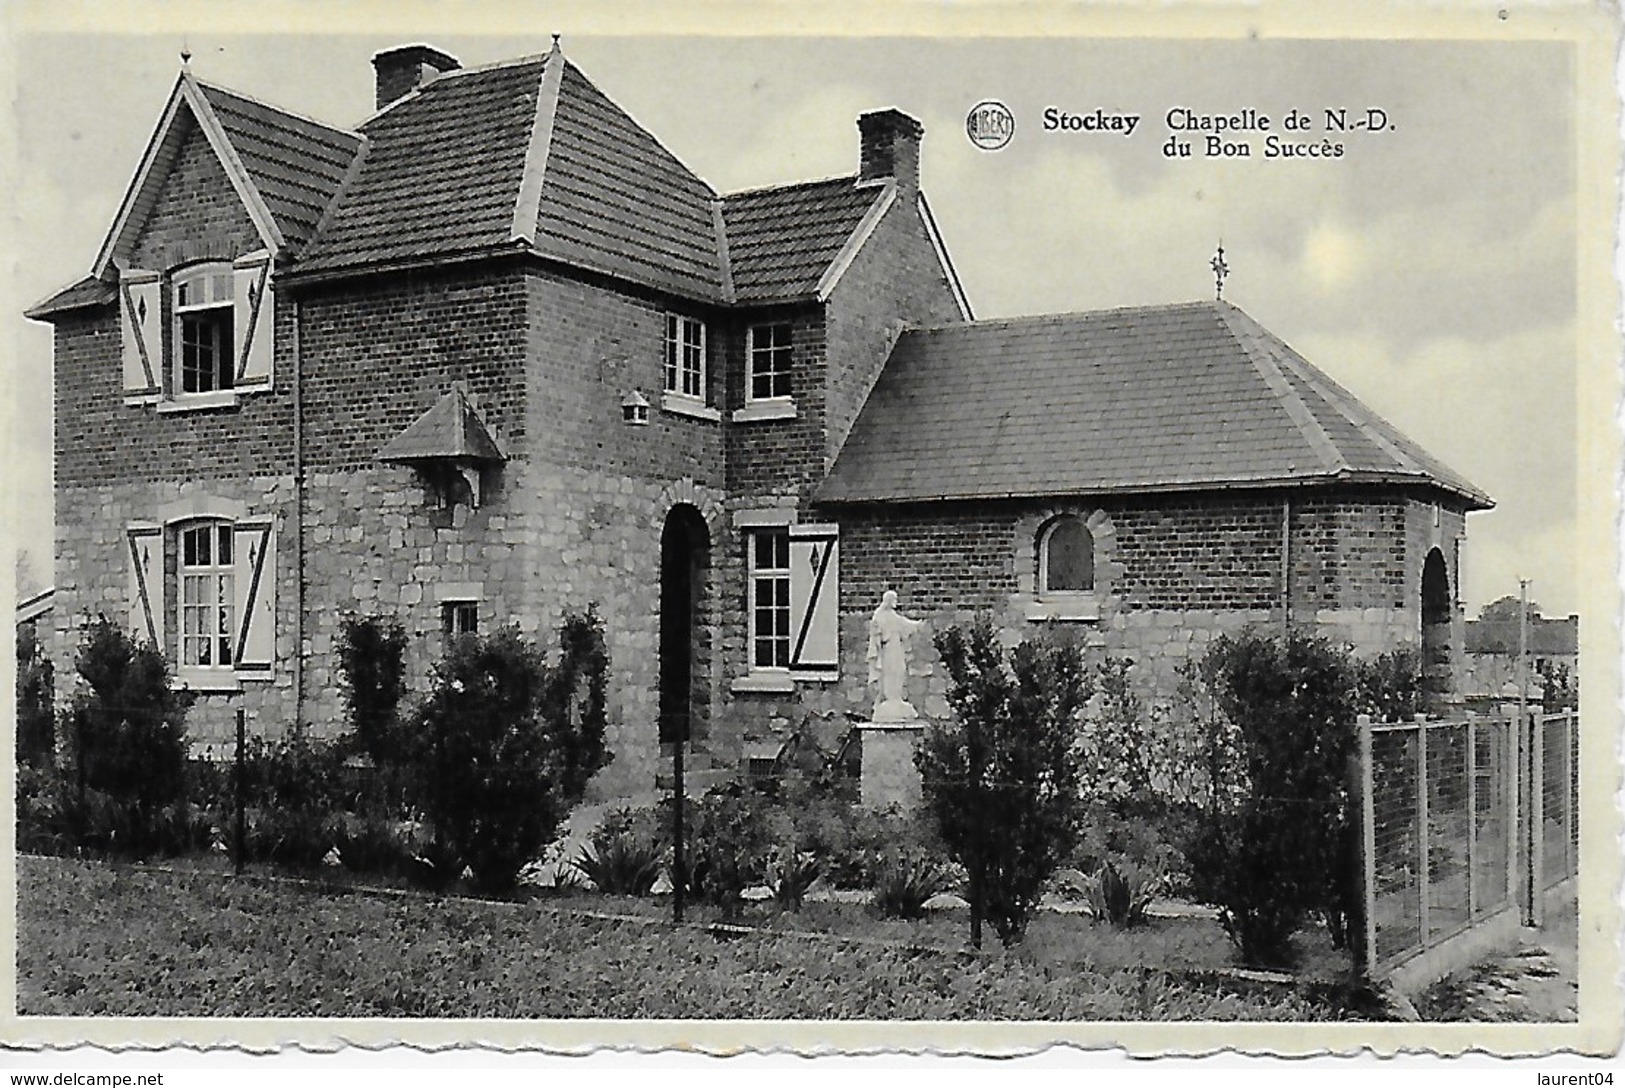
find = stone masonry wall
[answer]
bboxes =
[52,477,297,754]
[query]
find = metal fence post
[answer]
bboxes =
[1563,712,1575,878]
[233,706,246,876]
[1465,713,1477,920]
[1530,709,1545,926]
[1505,706,1519,922]
[1358,714,1377,977]
[1415,714,1430,945]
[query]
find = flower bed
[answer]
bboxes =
[17,856,1358,1020]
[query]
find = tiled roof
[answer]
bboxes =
[1465,616,1579,656]
[25,275,117,319]
[296,58,547,273]
[818,301,1493,507]
[532,61,724,301]
[195,81,364,253]
[721,177,889,302]
[377,386,505,462]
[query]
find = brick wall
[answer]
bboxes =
[131,115,265,271]
[54,115,297,489]
[298,264,530,471]
[824,194,965,462]
[523,264,724,485]
[721,304,827,502]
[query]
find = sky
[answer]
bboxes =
[1,11,1593,620]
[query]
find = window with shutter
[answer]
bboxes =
[788,523,839,677]
[233,251,274,388]
[119,270,161,402]
[125,522,164,648]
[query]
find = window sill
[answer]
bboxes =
[661,392,721,422]
[157,390,240,414]
[731,670,795,694]
[176,670,242,693]
[1024,595,1100,622]
[732,398,797,423]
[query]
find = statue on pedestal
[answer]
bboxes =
[866,589,924,722]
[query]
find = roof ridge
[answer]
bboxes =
[559,57,720,202]
[511,51,564,244]
[432,51,551,80]
[1267,336,1424,476]
[723,174,859,200]
[906,299,1218,335]
[1214,303,1348,477]
[193,78,360,143]
[710,198,736,302]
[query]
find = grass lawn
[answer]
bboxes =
[17,855,1365,1020]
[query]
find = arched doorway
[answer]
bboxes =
[659,504,710,744]
[1421,547,1453,707]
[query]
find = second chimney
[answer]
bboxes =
[372,44,461,111]
[858,109,924,192]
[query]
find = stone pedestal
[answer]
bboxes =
[856,720,927,810]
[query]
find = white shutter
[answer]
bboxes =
[119,269,161,398]
[231,519,276,673]
[126,522,164,649]
[789,523,839,675]
[233,251,273,388]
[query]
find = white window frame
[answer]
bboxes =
[177,520,236,685]
[662,313,706,400]
[741,526,794,690]
[734,322,798,422]
[172,263,236,399]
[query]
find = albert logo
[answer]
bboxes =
[966,100,1015,151]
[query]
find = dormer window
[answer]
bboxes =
[174,264,235,395]
[117,252,274,410]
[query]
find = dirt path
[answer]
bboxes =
[1416,895,1578,1021]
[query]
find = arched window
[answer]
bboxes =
[1040,516,1094,594]
[172,262,235,394]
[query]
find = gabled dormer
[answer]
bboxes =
[29,67,364,411]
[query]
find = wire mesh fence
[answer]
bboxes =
[1359,709,1578,976]
[1540,711,1577,890]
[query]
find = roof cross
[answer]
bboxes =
[1210,242,1229,300]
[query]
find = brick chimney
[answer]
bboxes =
[372,44,461,111]
[858,109,924,193]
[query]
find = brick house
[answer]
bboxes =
[28,43,1489,798]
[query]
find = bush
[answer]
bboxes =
[764,847,822,912]
[574,828,664,896]
[338,616,410,764]
[920,619,1090,946]
[16,622,54,767]
[1084,861,1164,929]
[1185,631,1361,969]
[406,614,611,895]
[63,617,193,857]
[871,851,953,919]
[685,783,777,915]
[1353,645,1423,721]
